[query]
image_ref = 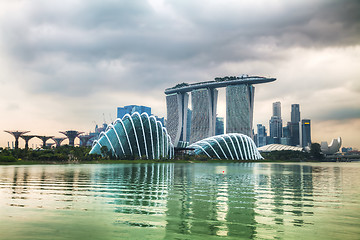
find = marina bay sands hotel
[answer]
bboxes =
[165,75,276,146]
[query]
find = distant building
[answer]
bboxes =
[269,117,282,140]
[88,123,108,145]
[288,122,300,146]
[280,137,290,145]
[287,104,301,146]
[301,119,311,147]
[341,147,353,153]
[256,124,267,147]
[117,105,151,119]
[155,116,165,127]
[321,137,342,155]
[291,104,300,123]
[258,144,303,152]
[269,101,283,144]
[283,125,290,138]
[282,123,292,146]
[273,101,281,118]
[215,117,224,135]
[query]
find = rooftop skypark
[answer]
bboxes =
[165,75,276,95]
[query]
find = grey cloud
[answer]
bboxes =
[316,107,360,121]
[1,0,360,99]
[168,0,360,48]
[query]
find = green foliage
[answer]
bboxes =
[0,155,17,162]
[173,82,189,88]
[310,143,323,160]
[100,146,115,159]
[0,146,94,163]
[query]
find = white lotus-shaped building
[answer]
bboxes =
[189,133,263,160]
[90,112,174,159]
[321,137,342,155]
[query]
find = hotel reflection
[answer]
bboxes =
[163,163,257,238]
[252,163,315,238]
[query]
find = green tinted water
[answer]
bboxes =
[0,163,359,239]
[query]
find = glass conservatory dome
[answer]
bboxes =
[90,112,174,159]
[189,133,263,160]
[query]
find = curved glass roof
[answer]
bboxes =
[257,144,303,152]
[90,112,174,159]
[189,133,263,160]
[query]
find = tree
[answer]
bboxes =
[310,143,323,160]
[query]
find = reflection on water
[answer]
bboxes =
[0,163,359,239]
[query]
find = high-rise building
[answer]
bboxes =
[282,125,290,138]
[166,93,189,146]
[273,101,281,118]
[281,125,291,146]
[256,124,267,147]
[291,104,300,123]
[269,101,283,144]
[289,104,301,146]
[226,85,255,137]
[215,117,224,135]
[301,119,311,147]
[269,116,282,144]
[288,122,300,146]
[165,75,276,146]
[117,105,151,119]
[280,137,290,145]
[190,88,218,144]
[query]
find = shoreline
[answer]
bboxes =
[1,158,358,166]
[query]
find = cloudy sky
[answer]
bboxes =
[0,0,359,149]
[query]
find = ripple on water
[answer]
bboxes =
[0,163,360,240]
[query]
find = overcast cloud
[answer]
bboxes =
[0,0,359,148]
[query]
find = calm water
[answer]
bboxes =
[0,163,359,240]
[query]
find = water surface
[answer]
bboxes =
[0,162,359,239]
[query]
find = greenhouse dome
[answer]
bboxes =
[189,133,263,160]
[90,112,174,159]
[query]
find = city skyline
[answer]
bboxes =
[0,0,359,149]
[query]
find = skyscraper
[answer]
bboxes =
[269,116,282,144]
[288,122,300,146]
[289,104,301,146]
[291,104,300,123]
[190,88,218,144]
[166,93,189,146]
[301,119,311,147]
[273,101,281,118]
[256,124,267,147]
[281,125,291,145]
[226,85,255,137]
[117,105,151,119]
[269,101,283,144]
[165,75,276,146]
